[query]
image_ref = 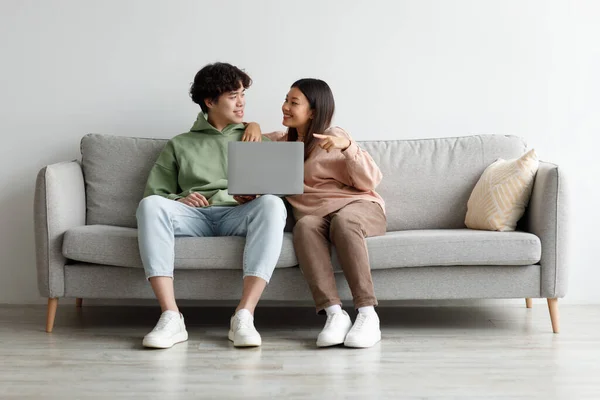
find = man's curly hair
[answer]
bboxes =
[190,62,252,113]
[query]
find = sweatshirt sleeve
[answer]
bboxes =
[263,131,288,142]
[143,140,182,200]
[336,128,383,191]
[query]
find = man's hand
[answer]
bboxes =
[313,134,351,152]
[242,122,262,142]
[177,192,209,207]
[233,195,257,204]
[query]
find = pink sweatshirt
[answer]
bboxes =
[265,127,385,221]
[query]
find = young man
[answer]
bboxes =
[136,62,286,349]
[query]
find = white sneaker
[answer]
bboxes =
[344,311,381,348]
[228,309,261,347]
[142,310,188,349]
[316,310,353,347]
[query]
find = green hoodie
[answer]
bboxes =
[143,112,270,205]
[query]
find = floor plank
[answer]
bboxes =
[0,304,599,399]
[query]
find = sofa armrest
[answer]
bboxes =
[34,161,86,298]
[523,161,569,298]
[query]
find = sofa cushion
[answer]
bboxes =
[63,225,298,270]
[63,225,540,270]
[81,133,526,231]
[341,229,541,270]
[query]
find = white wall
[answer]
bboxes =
[0,0,598,304]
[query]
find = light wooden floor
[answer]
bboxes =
[1,304,599,399]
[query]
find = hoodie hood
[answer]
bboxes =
[190,112,245,135]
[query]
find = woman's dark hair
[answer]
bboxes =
[190,62,252,113]
[286,78,335,157]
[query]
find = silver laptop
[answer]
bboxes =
[228,142,304,195]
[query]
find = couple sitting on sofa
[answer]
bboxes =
[137,62,386,350]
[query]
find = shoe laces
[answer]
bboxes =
[324,312,341,328]
[353,313,369,330]
[155,312,178,331]
[235,314,254,332]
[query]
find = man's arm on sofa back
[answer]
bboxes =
[524,161,569,298]
[34,161,86,298]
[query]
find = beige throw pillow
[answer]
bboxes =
[465,149,539,232]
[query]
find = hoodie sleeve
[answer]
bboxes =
[334,128,383,191]
[143,140,182,200]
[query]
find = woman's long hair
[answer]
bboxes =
[286,79,335,158]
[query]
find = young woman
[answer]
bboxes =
[248,79,386,348]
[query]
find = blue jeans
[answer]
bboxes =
[136,195,287,282]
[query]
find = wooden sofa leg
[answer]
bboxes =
[46,298,58,333]
[547,298,560,333]
[526,298,533,308]
[76,298,83,308]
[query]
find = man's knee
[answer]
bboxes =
[256,194,284,208]
[136,195,169,219]
[255,195,286,220]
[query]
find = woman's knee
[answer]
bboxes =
[292,216,326,241]
[329,214,364,239]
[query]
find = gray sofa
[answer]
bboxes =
[34,134,568,333]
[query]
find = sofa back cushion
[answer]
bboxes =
[360,134,526,230]
[81,134,167,228]
[81,133,526,230]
